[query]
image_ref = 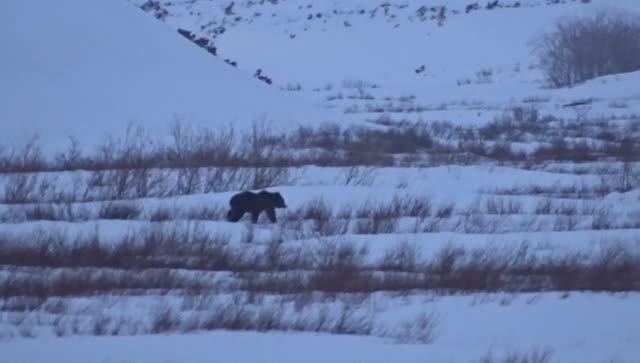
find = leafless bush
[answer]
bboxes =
[149,206,175,222]
[395,195,432,218]
[477,347,554,363]
[203,167,250,193]
[591,209,613,230]
[183,205,225,220]
[2,173,39,204]
[336,205,353,219]
[99,201,142,220]
[533,10,640,88]
[168,121,236,167]
[552,215,579,231]
[151,307,182,334]
[0,224,239,272]
[384,311,440,344]
[241,121,292,189]
[174,167,201,195]
[0,135,46,172]
[485,197,523,215]
[311,240,369,292]
[1,297,46,312]
[413,216,444,233]
[460,213,499,234]
[427,247,514,291]
[492,183,603,199]
[0,268,206,297]
[341,166,377,186]
[42,298,69,315]
[534,199,552,214]
[435,203,454,219]
[354,205,399,234]
[290,198,348,236]
[22,203,63,221]
[380,241,422,272]
[91,313,112,336]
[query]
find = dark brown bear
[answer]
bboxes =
[226,190,287,223]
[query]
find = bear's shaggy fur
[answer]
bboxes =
[226,190,287,223]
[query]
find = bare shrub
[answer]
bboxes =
[395,195,432,218]
[354,206,398,234]
[1,297,46,312]
[149,206,175,222]
[435,203,454,219]
[0,135,46,172]
[428,247,511,291]
[552,215,579,231]
[336,204,353,220]
[341,166,377,186]
[0,223,238,272]
[23,203,62,221]
[331,305,373,335]
[203,167,250,193]
[174,167,201,195]
[151,307,182,334]
[380,241,422,272]
[183,205,225,220]
[242,121,291,189]
[168,121,236,167]
[533,11,640,87]
[591,209,613,230]
[95,124,157,171]
[0,268,206,297]
[534,199,552,214]
[91,313,112,336]
[312,240,369,292]
[99,201,142,220]
[293,198,348,236]
[384,311,439,344]
[485,197,523,215]
[54,137,86,170]
[554,202,578,216]
[299,198,332,221]
[2,173,39,204]
[477,347,554,363]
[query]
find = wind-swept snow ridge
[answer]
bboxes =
[0,0,343,153]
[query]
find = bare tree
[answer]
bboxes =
[533,10,640,87]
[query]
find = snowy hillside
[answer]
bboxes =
[0,0,344,153]
[132,0,640,126]
[2,1,640,363]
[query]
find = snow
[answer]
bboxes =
[0,0,350,154]
[2,0,640,362]
[143,0,640,127]
[3,292,640,363]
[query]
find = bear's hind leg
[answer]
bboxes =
[251,211,260,224]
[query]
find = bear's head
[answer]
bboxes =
[271,192,287,208]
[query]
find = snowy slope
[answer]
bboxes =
[133,0,640,126]
[0,0,346,153]
[5,292,640,363]
[1,1,640,362]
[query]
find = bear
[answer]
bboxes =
[226,190,287,224]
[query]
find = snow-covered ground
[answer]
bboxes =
[2,0,640,362]
[4,292,640,363]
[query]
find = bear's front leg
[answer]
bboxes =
[227,209,245,222]
[251,211,260,224]
[266,208,277,223]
